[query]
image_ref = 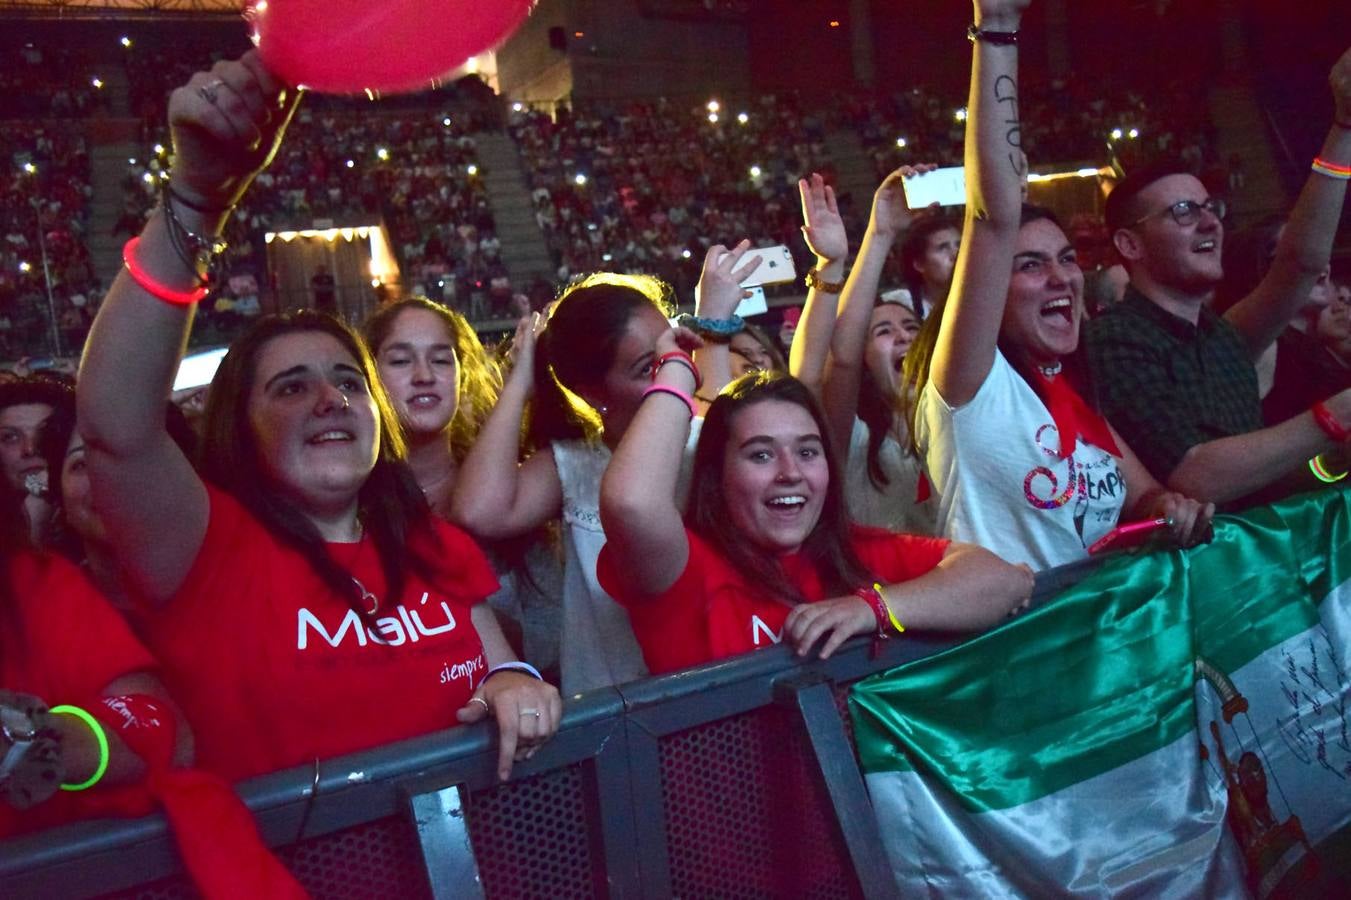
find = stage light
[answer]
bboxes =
[574,173,587,186]
[1075,167,1100,177]
[345,159,355,168]
[749,165,762,178]
[442,117,452,127]
[512,102,523,112]
[954,108,967,122]
[829,20,840,28]
[120,36,132,48]
[153,144,165,155]
[1128,128,1140,139]
[707,99,720,113]
[128,158,137,166]
[376,147,390,161]
[602,253,613,262]
[18,262,31,273]
[467,164,479,175]
[737,112,749,125]
[371,278,380,287]
[708,112,719,123]
[896,137,907,148]
[21,162,36,175]
[1110,128,1123,141]
[682,249,692,259]
[143,172,155,184]
[92,78,104,89]
[574,31,584,38]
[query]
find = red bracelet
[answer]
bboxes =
[1312,400,1350,443]
[853,584,890,638]
[122,237,208,306]
[654,350,701,390]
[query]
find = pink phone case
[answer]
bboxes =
[1087,518,1169,555]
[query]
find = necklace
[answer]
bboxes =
[351,576,379,615]
[1037,361,1063,377]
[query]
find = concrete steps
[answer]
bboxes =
[472,131,555,283]
[87,141,140,288]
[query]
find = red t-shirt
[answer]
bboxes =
[135,486,498,783]
[598,526,950,675]
[1,551,157,837]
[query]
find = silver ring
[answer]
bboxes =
[197,78,224,105]
[519,708,541,718]
[469,696,489,712]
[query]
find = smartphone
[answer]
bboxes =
[724,244,796,287]
[173,347,229,392]
[1087,518,1169,556]
[735,286,768,318]
[901,166,967,208]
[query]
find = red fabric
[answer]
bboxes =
[1032,372,1121,460]
[2,554,306,897]
[135,485,499,783]
[90,696,309,900]
[598,526,950,675]
[0,552,157,837]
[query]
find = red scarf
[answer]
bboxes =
[1031,371,1121,460]
[93,695,309,900]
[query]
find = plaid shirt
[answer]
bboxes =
[1083,285,1261,480]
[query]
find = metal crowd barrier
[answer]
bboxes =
[0,559,1099,900]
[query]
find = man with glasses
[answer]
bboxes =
[1082,47,1351,508]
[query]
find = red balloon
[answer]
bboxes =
[248,0,533,95]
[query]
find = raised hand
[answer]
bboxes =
[167,50,299,210]
[654,325,703,360]
[870,164,939,239]
[973,0,1031,29]
[1331,46,1351,125]
[695,240,762,320]
[798,173,847,264]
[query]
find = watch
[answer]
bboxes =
[967,23,1019,45]
[0,704,37,781]
[0,692,63,810]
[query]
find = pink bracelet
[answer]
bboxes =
[641,384,697,419]
[123,237,208,306]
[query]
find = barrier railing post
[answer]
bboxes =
[774,673,902,900]
[406,783,486,900]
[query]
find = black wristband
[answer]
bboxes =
[165,182,233,214]
[967,23,1019,45]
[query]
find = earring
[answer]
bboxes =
[598,404,608,416]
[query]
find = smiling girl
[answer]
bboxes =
[597,361,1032,672]
[900,0,1213,570]
[76,53,557,783]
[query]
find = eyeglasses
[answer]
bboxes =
[1128,197,1227,229]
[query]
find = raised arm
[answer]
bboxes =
[819,166,931,448]
[1224,46,1351,359]
[77,53,295,605]
[599,327,701,596]
[448,314,564,539]
[788,173,848,395]
[929,0,1030,406]
[691,241,762,408]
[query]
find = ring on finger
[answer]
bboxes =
[519,708,541,719]
[197,77,225,105]
[469,696,489,713]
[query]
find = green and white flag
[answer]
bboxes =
[850,488,1351,897]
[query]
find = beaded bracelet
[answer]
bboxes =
[654,350,702,390]
[123,237,209,306]
[1313,400,1350,442]
[49,705,109,792]
[676,313,745,341]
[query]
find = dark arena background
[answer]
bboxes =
[3,2,1351,898]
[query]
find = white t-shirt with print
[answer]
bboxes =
[914,351,1125,571]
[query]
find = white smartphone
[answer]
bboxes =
[735,286,768,318]
[173,347,229,392]
[901,166,967,208]
[724,244,796,287]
